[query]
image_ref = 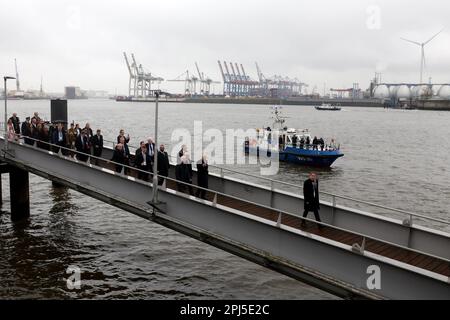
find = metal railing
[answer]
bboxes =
[102,138,450,230]
[2,135,450,268]
[6,133,450,230]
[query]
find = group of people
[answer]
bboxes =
[290,135,336,151]
[7,112,104,161]
[174,145,209,199]
[111,135,171,187]
[110,134,209,199]
[8,112,210,199]
[8,112,323,229]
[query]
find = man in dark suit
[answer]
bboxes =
[9,113,21,134]
[302,172,322,229]
[75,130,91,162]
[21,117,33,145]
[135,141,145,158]
[30,118,39,145]
[135,144,151,181]
[118,136,130,174]
[52,123,67,155]
[92,129,103,165]
[157,144,170,186]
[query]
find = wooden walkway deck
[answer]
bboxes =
[96,157,450,278]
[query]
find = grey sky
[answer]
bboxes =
[1,0,449,94]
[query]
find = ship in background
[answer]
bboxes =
[244,106,344,168]
[315,103,342,111]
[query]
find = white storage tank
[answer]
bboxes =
[389,85,400,98]
[396,85,411,99]
[432,85,442,96]
[438,85,450,99]
[373,85,390,98]
[413,85,432,98]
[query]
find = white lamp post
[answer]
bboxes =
[152,91,160,203]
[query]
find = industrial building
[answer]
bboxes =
[65,86,87,99]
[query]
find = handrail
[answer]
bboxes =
[164,172,450,264]
[102,138,450,228]
[6,122,448,227]
[3,135,450,266]
[9,134,450,228]
[8,135,159,180]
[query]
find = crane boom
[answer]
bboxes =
[123,52,133,76]
[131,53,140,75]
[255,62,264,82]
[234,63,243,81]
[223,61,232,81]
[229,62,237,81]
[217,61,226,82]
[195,62,203,81]
[240,64,247,80]
[14,58,20,91]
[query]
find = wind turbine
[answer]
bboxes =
[401,29,444,84]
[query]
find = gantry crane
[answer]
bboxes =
[124,52,164,98]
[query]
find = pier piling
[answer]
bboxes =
[9,166,30,221]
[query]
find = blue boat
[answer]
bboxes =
[244,106,344,168]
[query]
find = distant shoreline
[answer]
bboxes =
[114,96,450,110]
[116,97,385,108]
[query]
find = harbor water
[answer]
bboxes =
[1,99,449,299]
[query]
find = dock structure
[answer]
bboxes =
[168,63,220,96]
[123,52,164,98]
[217,60,306,98]
[1,136,449,299]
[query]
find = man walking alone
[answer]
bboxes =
[302,172,322,229]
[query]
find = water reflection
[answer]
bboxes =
[49,183,78,215]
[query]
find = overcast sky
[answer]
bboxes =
[1,0,449,94]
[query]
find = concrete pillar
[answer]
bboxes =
[9,167,30,222]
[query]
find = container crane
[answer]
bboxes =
[229,62,241,96]
[223,62,234,95]
[195,62,204,94]
[169,70,193,95]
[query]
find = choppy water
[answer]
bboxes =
[1,99,449,299]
